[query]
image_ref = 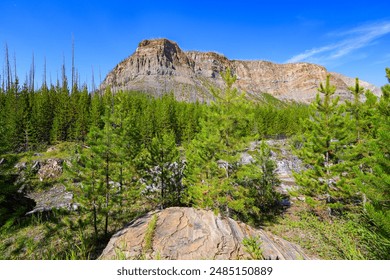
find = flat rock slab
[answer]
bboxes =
[25,184,74,214]
[99,207,310,260]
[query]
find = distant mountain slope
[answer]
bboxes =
[101,38,381,103]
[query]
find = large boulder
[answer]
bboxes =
[99,207,311,260]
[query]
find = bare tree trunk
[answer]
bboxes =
[5,44,11,91]
[93,202,98,240]
[29,52,35,91]
[71,34,75,93]
[43,56,47,87]
[104,153,109,237]
[91,66,96,93]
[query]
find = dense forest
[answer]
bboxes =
[0,53,389,259]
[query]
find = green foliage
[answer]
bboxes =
[235,141,281,222]
[142,214,158,257]
[138,131,184,209]
[270,210,389,259]
[291,70,390,258]
[242,236,264,260]
[294,75,348,197]
[185,69,250,216]
[355,70,390,242]
[0,154,35,227]
[185,70,281,223]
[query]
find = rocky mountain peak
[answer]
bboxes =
[137,38,179,53]
[135,38,187,66]
[101,38,381,103]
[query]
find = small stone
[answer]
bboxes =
[46,146,58,153]
[280,198,291,207]
[240,152,254,165]
[15,161,27,170]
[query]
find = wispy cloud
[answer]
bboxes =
[285,21,390,64]
[373,53,390,65]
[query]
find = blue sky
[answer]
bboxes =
[1,0,390,89]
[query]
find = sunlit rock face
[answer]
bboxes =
[99,207,312,260]
[101,38,381,103]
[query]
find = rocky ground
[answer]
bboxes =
[8,140,317,260]
[12,146,75,215]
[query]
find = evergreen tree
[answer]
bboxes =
[2,79,23,152]
[29,85,54,146]
[185,69,255,217]
[51,78,72,142]
[66,133,102,240]
[71,85,91,141]
[0,88,6,153]
[336,79,379,209]
[138,131,181,209]
[90,91,104,130]
[345,78,365,143]
[357,68,390,241]
[294,75,348,199]
[67,107,120,239]
[235,141,281,222]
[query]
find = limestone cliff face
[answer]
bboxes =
[101,38,380,103]
[99,207,312,260]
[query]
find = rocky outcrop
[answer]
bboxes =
[37,158,63,181]
[25,184,74,215]
[13,155,74,215]
[99,207,311,260]
[265,139,304,195]
[101,38,381,103]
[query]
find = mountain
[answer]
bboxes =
[100,38,381,103]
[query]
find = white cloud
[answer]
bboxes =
[285,21,390,64]
[373,53,390,65]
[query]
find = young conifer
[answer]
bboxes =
[294,75,348,199]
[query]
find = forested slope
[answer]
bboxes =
[0,67,389,260]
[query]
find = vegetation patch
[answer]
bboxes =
[242,235,264,260]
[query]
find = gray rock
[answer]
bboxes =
[240,152,254,165]
[46,146,58,153]
[14,161,27,170]
[25,184,74,215]
[216,159,229,169]
[266,139,304,194]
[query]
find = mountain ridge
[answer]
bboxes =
[101,38,381,103]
